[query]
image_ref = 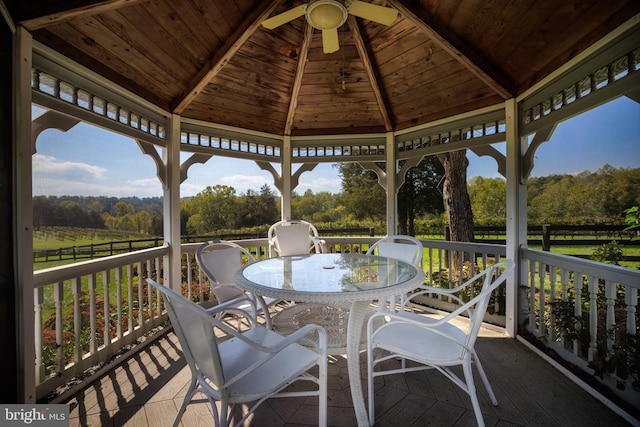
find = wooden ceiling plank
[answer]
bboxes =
[172,0,283,114]
[285,23,314,136]
[348,15,393,131]
[20,0,148,30]
[387,0,515,99]
[96,10,196,83]
[59,16,178,93]
[116,6,203,75]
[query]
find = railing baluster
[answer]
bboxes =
[538,263,547,337]
[34,287,44,383]
[529,259,537,335]
[116,266,123,341]
[72,278,82,363]
[605,279,616,355]
[573,273,583,357]
[559,267,569,348]
[548,266,557,343]
[127,264,134,334]
[89,273,97,354]
[186,252,194,300]
[54,281,64,374]
[137,261,144,327]
[626,285,637,335]
[587,275,598,361]
[103,270,111,348]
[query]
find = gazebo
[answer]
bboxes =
[1,0,639,422]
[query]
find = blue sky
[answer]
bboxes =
[33,96,639,198]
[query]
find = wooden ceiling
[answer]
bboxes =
[10,0,640,137]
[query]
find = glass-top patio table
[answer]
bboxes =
[234,253,425,427]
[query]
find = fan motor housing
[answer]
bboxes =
[306,0,348,30]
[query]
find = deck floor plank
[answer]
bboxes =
[64,314,633,427]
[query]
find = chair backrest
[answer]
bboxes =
[447,259,514,350]
[366,235,423,266]
[147,279,225,387]
[268,219,322,256]
[196,240,256,303]
[196,240,256,284]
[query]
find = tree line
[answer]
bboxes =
[32,164,639,236]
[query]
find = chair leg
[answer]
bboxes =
[172,378,197,427]
[472,350,498,405]
[463,360,485,427]
[367,349,376,424]
[218,398,228,427]
[318,357,328,427]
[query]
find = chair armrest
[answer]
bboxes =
[203,294,257,325]
[368,309,453,330]
[367,310,473,352]
[270,323,328,355]
[311,236,327,253]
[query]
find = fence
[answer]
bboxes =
[35,225,638,264]
[34,228,375,263]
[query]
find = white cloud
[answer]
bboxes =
[33,177,163,198]
[32,154,163,197]
[33,153,106,180]
[297,176,342,194]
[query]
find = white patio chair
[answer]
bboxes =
[147,279,328,427]
[366,259,514,427]
[196,240,279,329]
[366,234,423,266]
[366,234,423,310]
[268,219,326,257]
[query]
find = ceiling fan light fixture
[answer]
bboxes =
[306,0,348,30]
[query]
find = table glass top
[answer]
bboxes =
[238,253,419,294]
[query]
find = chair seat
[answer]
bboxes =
[211,282,279,315]
[218,327,320,402]
[371,314,468,364]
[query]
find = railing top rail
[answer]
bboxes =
[33,244,169,287]
[521,247,640,285]
[421,239,507,254]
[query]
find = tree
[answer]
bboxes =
[468,177,506,225]
[183,185,240,234]
[437,150,474,272]
[437,150,474,242]
[113,201,135,217]
[134,210,152,233]
[239,185,279,227]
[292,189,322,220]
[338,163,386,222]
[398,156,444,235]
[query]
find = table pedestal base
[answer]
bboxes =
[272,303,374,356]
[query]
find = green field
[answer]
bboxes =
[34,227,151,250]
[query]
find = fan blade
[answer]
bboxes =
[262,4,307,29]
[322,28,339,54]
[348,1,398,26]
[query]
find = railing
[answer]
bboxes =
[33,245,169,401]
[33,236,639,411]
[520,247,640,409]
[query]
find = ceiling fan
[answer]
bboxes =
[262,0,398,54]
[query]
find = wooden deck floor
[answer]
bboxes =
[65,320,632,427]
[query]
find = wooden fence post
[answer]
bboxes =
[542,224,551,251]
